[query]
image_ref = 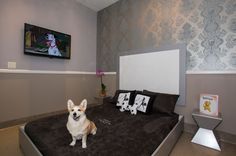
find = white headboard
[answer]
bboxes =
[117,44,186,106]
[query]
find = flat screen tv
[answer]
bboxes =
[24,23,71,59]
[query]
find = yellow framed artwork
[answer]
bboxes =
[199,94,219,116]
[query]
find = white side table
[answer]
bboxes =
[191,109,222,151]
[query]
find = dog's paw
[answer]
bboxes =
[130,110,137,115]
[119,108,125,112]
[70,141,76,146]
[92,130,96,135]
[82,143,87,148]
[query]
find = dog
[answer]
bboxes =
[203,101,211,112]
[129,103,139,115]
[66,99,97,148]
[46,33,62,56]
[119,100,130,112]
[128,97,146,115]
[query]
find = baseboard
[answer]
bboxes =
[184,123,236,145]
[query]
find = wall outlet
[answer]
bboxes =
[8,62,16,69]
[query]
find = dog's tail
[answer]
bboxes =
[90,121,97,135]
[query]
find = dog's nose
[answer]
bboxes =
[73,113,76,117]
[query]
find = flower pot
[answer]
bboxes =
[100,90,106,97]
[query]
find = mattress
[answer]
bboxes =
[24,102,179,156]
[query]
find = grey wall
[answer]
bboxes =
[0,0,97,71]
[0,73,96,123]
[0,72,117,124]
[97,0,236,136]
[0,73,116,123]
[97,0,236,72]
[104,74,236,135]
[0,0,99,123]
[176,74,236,135]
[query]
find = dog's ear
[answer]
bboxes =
[67,99,74,111]
[80,99,87,110]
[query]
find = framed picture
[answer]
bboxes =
[199,94,219,116]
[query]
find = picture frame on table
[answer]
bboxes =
[199,94,219,116]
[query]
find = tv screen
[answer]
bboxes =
[24,23,71,59]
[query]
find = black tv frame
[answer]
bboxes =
[24,23,71,59]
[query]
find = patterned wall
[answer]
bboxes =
[97,0,236,71]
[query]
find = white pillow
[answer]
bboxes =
[134,94,150,113]
[116,92,131,112]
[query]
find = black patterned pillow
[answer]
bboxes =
[130,93,155,114]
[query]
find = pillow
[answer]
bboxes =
[111,90,136,105]
[117,92,131,112]
[143,90,179,115]
[130,93,155,115]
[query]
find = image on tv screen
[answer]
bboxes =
[24,23,71,59]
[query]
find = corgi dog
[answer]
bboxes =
[66,99,97,148]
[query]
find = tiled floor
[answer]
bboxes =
[0,125,236,156]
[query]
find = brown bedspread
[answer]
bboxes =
[25,102,178,156]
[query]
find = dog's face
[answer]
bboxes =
[67,99,87,121]
[46,34,56,46]
[46,34,55,41]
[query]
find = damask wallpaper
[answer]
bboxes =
[97,0,236,71]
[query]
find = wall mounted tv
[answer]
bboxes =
[24,23,71,59]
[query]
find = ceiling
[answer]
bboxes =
[76,0,119,12]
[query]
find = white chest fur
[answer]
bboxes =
[66,115,89,137]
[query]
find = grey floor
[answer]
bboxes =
[0,125,236,156]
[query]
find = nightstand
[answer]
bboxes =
[94,96,105,104]
[94,96,112,104]
[191,109,222,151]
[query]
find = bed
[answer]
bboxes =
[19,44,186,156]
[20,101,183,156]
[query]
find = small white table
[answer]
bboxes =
[191,109,222,151]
